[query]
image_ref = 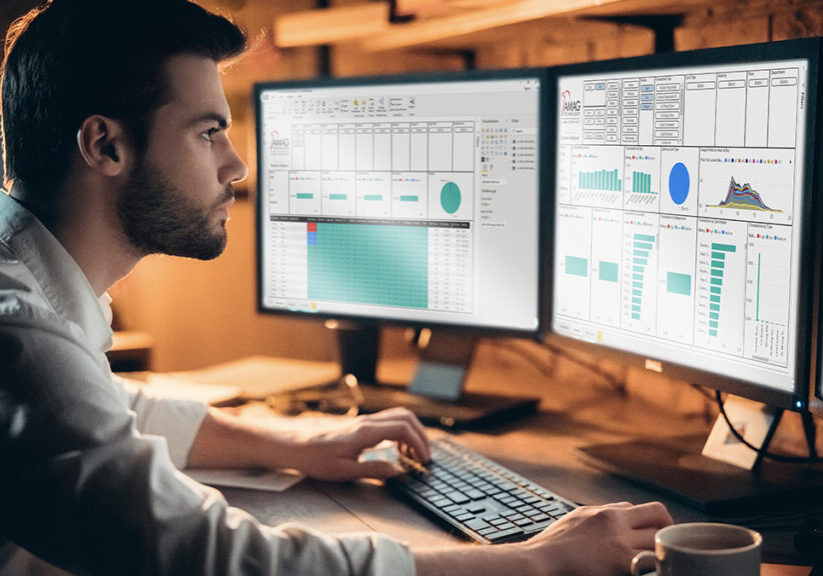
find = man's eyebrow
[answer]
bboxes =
[187,112,231,129]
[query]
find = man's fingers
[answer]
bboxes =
[364,408,430,462]
[359,409,430,461]
[356,420,429,462]
[623,501,673,529]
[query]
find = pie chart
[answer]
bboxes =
[440,181,461,214]
[668,162,690,206]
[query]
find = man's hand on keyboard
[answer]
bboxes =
[413,500,672,576]
[521,501,673,576]
[282,407,430,482]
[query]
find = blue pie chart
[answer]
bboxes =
[668,162,690,206]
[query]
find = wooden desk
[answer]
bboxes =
[196,344,819,573]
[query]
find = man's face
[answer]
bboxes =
[117,54,248,260]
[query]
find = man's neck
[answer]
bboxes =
[11,184,141,297]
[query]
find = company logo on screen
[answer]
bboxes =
[269,130,290,151]
[561,89,581,116]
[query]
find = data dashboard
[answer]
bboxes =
[552,58,809,393]
[257,76,543,331]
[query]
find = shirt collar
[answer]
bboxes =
[0,191,114,352]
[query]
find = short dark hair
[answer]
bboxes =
[1,0,246,197]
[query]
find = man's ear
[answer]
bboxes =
[76,115,131,177]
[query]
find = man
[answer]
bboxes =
[0,0,672,574]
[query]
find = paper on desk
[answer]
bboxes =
[144,373,242,405]
[171,356,341,399]
[186,467,304,492]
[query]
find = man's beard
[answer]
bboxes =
[116,161,232,260]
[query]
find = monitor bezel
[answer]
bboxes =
[253,68,550,341]
[544,38,821,411]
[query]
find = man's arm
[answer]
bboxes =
[413,501,672,576]
[0,322,417,576]
[187,405,430,481]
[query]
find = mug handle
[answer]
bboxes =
[630,551,656,576]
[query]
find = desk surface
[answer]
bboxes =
[193,344,819,573]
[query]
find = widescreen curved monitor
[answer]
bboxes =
[548,39,819,411]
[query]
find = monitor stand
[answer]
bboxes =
[334,323,539,429]
[577,428,823,516]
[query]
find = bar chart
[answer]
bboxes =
[621,214,659,334]
[744,225,791,365]
[572,145,624,209]
[695,220,747,355]
[656,216,697,344]
[624,147,661,211]
[590,209,623,327]
[555,206,592,320]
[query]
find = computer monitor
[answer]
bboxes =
[547,38,822,513]
[811,244,823,418]
[254,70,547,427]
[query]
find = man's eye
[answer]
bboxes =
[202,127,220,141]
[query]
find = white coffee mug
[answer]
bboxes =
[631,522,762,576]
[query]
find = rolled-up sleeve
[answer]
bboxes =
[114,375,208,469]
[0,316,416,576]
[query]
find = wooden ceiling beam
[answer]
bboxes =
[356,0,628,52]
[273,3,392,48]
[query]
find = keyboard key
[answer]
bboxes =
[485,527,525,543]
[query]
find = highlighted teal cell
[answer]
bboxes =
[711,252,726,260]
[711,260,725,269]
[635,234,655,243]
[364,194,383,201]
[710,286,721,294]
[329,194,348,200]
[712,243,736,253]
[599,261,619,282]
[710,312,719,320]
[565,256,588,277]
[711,277,723,286]
[711,295,721,303]
[296,193,314,200]
[634,258,648,266]
[633,273,643,281]
[634,250,650,259]
[400,195,419,202]
[666,272,691,296]
[440,181,461,214]
[710,303,720,312]
[711,268,724,278]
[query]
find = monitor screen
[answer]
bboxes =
[255,71,545,336]
[549,40,818,410]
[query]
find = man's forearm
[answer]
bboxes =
[186,407,295,470]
